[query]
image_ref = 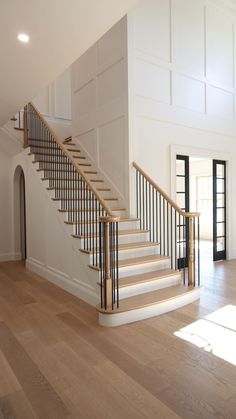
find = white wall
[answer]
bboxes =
[128,0,236,258]
[71,17,129,208]
[33,67,72,139]
[10,150,100,305]
[0,148,14,261]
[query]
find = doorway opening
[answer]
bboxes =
[176,156,226,264]
[14,166,27,261]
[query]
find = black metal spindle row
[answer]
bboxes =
[26,103,119,273]
[134,166,200,287]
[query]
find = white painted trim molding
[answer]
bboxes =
[26,257,99,307]
[0,252,22,262]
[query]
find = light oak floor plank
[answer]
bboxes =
[0,255,236,418]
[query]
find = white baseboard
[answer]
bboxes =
[0,252,22,262]
[228,248,236,260]
[26,257,98,306]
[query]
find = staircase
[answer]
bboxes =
[22,103,201,327]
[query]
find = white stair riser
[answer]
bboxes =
[75,220,141,232]
[118,259,171,278]
[78,232,150,247]
[62,211,126,221]
[119,275,182,299]
[88,245,160,264]
[53,201,120,210]
[99,288,201,327]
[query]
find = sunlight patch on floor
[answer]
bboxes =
[174,305,236,366]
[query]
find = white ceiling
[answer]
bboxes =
[0,0,138,126]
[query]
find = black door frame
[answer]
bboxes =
[213,159,226,261]
[176,155,190,269]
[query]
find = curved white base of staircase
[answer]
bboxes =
[98,288,200,327]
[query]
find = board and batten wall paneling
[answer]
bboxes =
[72,17,129,206]
[206,6,234,87]
[33,68,72,121]
[54,68,72,120]
[172,0,205,77]
[128,0,236,257]
[133,0,171,62]
[128,0,236,180]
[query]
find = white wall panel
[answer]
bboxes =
[206,7,234,87]
[173,74,205,113]
[207,85,234,119]
[97,59,126,107]
[72,45,96,92]
[135,59,170,104]
[73,80,96,117]
[172,0,205,76]
[54,68,72,120]
[98,117,126,197]
[72,17,129,206]
[133,0,170,62]
[98,18,126,68]
[76,129,97,163]
[33,86,50,116]
[128,0,236,257]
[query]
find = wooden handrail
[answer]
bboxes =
[133,162,200,219]
[28,102,115,218]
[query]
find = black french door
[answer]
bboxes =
[176,155,190,212]
[176,155,190,268]
[213,160,226,261]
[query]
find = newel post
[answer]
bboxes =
[99,216,119,310]
[188,216,195,286]
[23,105,28,148]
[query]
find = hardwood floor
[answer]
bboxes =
[0,257,236,418]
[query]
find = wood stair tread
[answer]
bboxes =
[59,207,125,213]
[119,254,169,268]
[84,171,98,174]
[97,285,195,313]
[33,160,69,164]
[53,197,117,201]
[72,229,148,238]
[67,148,80,152]
[118,241,159,251]
[42,178,79,181]
[79,241,159,254]
[47,187,91,191]
[119,269,181,288]
[28,145,57,149]
[65,217,140,225]
[89,253,169,272]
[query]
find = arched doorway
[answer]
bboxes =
[14,166,27,261]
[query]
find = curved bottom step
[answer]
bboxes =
[97,285,201,327]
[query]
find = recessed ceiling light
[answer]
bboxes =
[17,33,30,43]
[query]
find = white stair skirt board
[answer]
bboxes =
[98,288,201,327]
[26,258,99,307]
